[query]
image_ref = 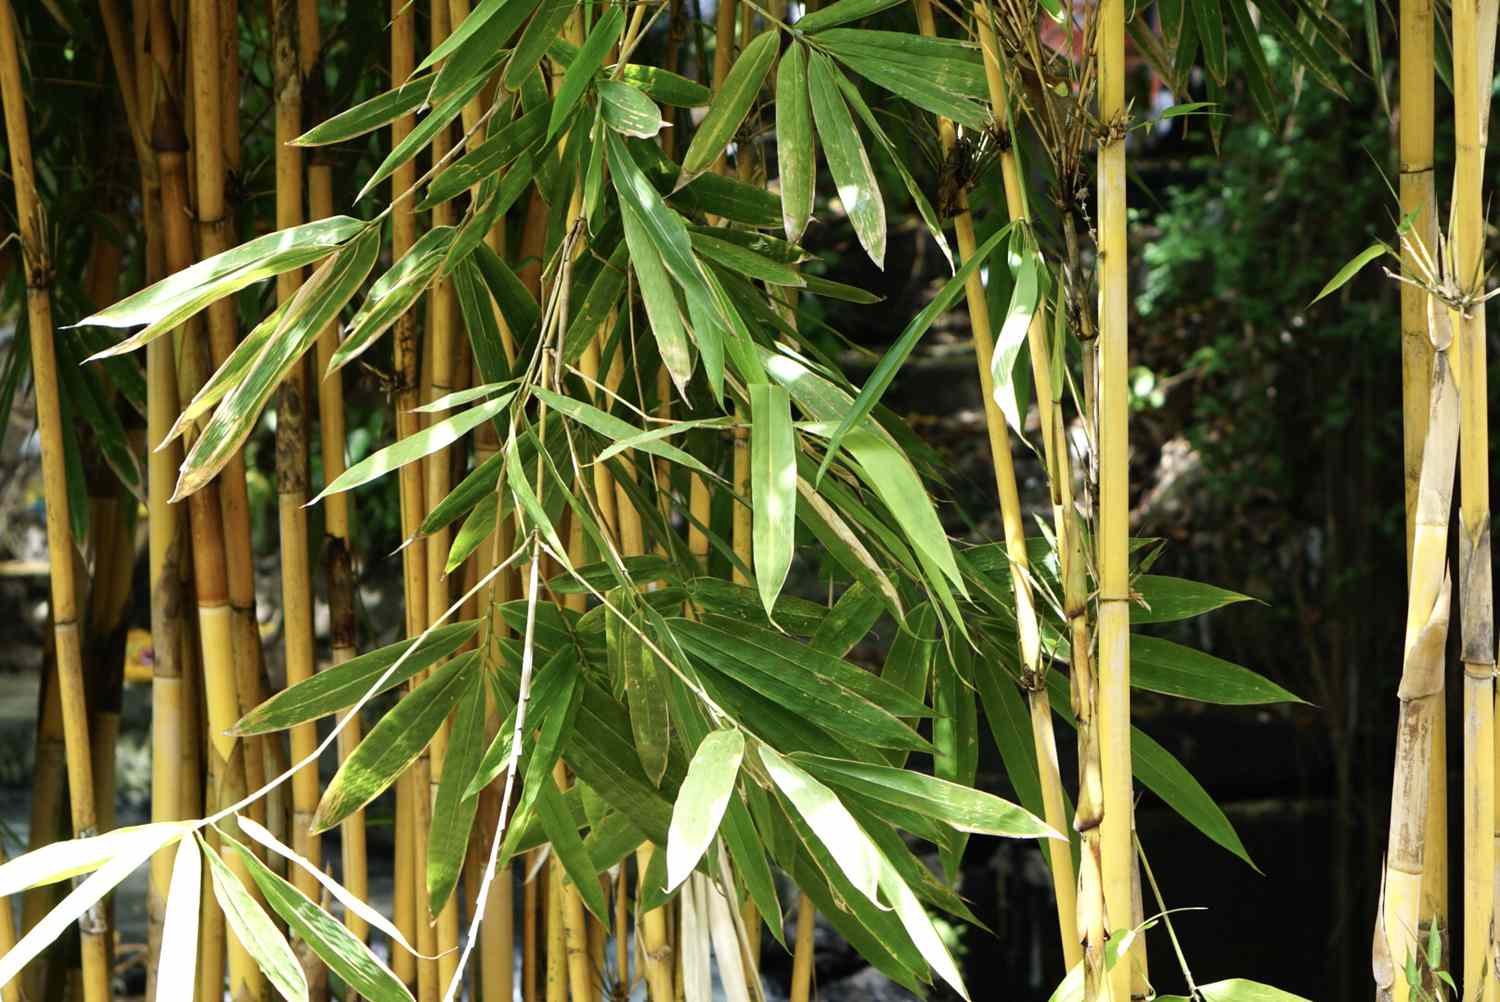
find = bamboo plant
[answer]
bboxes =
[0,5,1324,1002]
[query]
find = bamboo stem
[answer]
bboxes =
[1379,306,1457,1002]
[0,5,111,1000]
[1454,0,1496,994]
[1396,0,1449,961]
[156,28,268,994]
[271,7,326,995]
[1093,0,1135,994]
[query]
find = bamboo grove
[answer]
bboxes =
[0,0,1388,1000]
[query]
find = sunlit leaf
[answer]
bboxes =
[666,729,745,890]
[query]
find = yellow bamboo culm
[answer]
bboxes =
[1453,0,1497,995]
[154,20,271,992]
[1397,0,1448,950]
[270,8,327,999]
[1377,303,1458,1002]
[387,0,425,984]
[188,0,269,835]
[0,6,111,1002]
[1094,0,1136,996]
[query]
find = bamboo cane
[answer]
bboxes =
[636,843,674,1002]
[0,6,111,1001]
[1453,0,1497,995]
[1377,303,1458,1002]
[22,653,65,1001]
[270,10,327,995]
[1093,0,1135,994]
[191,0,269,834]
[386,1,425,983]
[1394,0,1449,957]
[154,31,269,995]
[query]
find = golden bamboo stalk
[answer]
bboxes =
[155,27,268,993]
[1378,303,1457,1002]
[0,5,111,1000]
[1453,0,1496,995]
[192,0,268,834]
[271,4,327,978]
[1093,0,1135,994]
[636,843,674,1002]
[23,657,65,1000]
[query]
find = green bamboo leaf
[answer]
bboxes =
[503,0,572,90]
[446,491,500,573]
[816,223,1012,484]
[810,586,882,662]
[759,745,882,905]
[176,227,382,500]
[807,422,967,599]
[877,856,970,1000]
[793,754,1057,838]
[1131,635,1304,705]
[324,225,450,375]
[679,29,777,184]
[506,425,568,559]
[599,80,667,137]
[157,835,201,1000]
[991,235,1044,435]
[530,387,710,476]
[536,778,610,922]
[796,478,906,618]
[666,729,745,891]
[691,231,806,287]
[82,238,357,364]
[807,50,886,268]
[627,137,782,227]
[427,666,487,913]
[315,393,513,502]
[815,30,989,101]
[234,626,479,734]
[610,590,671,786]
[1311,241,1390,304]
[81,221,361,360]
[750,383,797,617]
[1133,575,1255,623]
[684,577,829,634]
[1193,0,1229,83]
[607,199,693,398]
[675,618,930,751]
[795,0,905,32]
[776,43,816,243]
[423,102,548,207]
[499,656,584,860]
[167,300,287,440]
[202,836,308,1002]
[605,133,709,303]
[238,816,417,954]
[313,654,479,832]
[832,68,952,269]
[222,834,413,1002]
[422,450,502,537]
[596,417,732,466]
[618,64,711,106]
[821,33,990,129]
[417,0,522,72]
[464,648,574,800]
[294,76,432,146]
[358,68,495,203]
